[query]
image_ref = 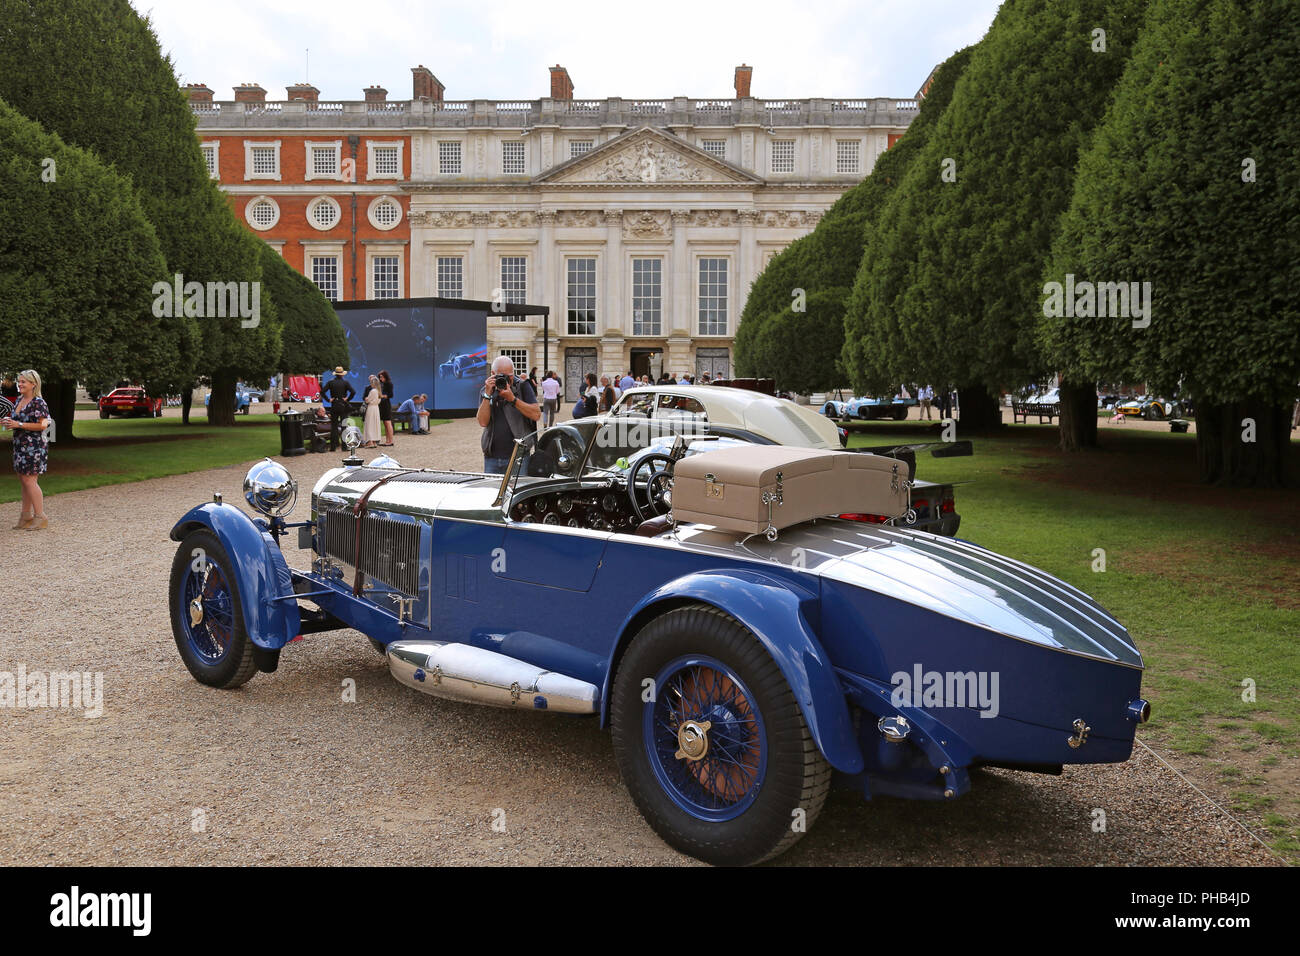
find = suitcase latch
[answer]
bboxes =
[704,473,725,499]
[760,472,784,541]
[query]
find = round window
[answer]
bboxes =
[367,196,402,231]
[308,197,341,231]
[244,197,280,231]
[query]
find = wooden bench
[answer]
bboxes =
[1011,401,1060,424]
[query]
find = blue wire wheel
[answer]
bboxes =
[179,558,236,665]
[644,655,768,822]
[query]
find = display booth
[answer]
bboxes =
[328,298,549,417]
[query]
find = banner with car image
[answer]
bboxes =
[330,298,491,416]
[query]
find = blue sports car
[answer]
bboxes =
[168,418,1149,865]
[438,345,489,379]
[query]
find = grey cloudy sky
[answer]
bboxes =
[132,0,1002,102]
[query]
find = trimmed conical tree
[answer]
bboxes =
[840,45,974,398]
[1041,0,1299,485]
[0,0,281,426]
[845,0,1148,437]
[0,97,170,442]
[261,244,349,375]
[736,45,974,393]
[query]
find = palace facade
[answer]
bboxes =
[190,65,918,399]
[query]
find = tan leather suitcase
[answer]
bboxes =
[671,445,910,537]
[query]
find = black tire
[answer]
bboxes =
[1145,404,1164,421]
[893,406,908,420]
[611,604,832,866]
[169,529,259,689]
[99,409,109,419]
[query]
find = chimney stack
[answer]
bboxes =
[364,85,388,103]
[734,64,752,98]
[411,65,445,102]
[286,83,319,103]
[549,65,574,100]
[183,83,213,103]
[233,83,266,104]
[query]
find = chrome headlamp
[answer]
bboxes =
[243,458,298,517]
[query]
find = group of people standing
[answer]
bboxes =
[319,366,430,451]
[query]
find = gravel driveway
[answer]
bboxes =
[0,417,1277,866]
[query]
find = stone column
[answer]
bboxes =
[471,211,491,300]
[670,209,691,336]
[603,208,624,338]
[737,209,758,326]
[537,210,557,371]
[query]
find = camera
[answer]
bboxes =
[494,374,509,391]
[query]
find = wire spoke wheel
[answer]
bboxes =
[611,603,832,865]
[647,656,767,821]
[169,529,259,689]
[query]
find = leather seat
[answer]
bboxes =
[635,515,673,537]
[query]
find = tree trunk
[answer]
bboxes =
[42,378,77,443]
[954,383,1003,433]
[207,370,237,426]
[180,384,193,425]
[1196,399,1290,487]
[1058,380,1099,452]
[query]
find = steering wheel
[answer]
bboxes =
[627,452,675,524]
[535,424,586,477]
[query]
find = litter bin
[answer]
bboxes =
[278,410,306,457]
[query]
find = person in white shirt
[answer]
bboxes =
[919,384,934,420]
[540,371,562,427]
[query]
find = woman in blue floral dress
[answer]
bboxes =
[3,369,52,530]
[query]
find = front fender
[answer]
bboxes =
[170,503,300,650]
[608,569,863,774]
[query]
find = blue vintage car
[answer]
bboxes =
[821,395,918,421]
[168,418,1149,865]
[204,383,253,414]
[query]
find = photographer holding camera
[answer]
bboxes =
[476,356,540,474]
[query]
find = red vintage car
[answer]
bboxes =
[98,387,163,418]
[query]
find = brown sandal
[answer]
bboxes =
[12,514,33,530]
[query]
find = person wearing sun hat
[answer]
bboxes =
[322,366,356,451]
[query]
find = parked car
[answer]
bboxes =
[820,395,915,422]
[204,384,253,414]
[98,387,163,418]
[168,431,1150,866]
[283,374,322,403]
[611,385,961,536]
[1116,395,1180,420]
[439,346,489,379]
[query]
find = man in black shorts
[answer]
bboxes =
[321,366,356,451]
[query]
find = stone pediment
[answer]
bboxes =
[536,127,762,186]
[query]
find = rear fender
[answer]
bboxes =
[607,569,863,774]
[170,503,300,650]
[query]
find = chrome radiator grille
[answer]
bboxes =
[318,503,421,597]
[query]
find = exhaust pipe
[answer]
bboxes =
[387,640,599,714]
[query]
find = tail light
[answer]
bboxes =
[940,493,955,515]
[838,513,889,523]
[912,497,931,518]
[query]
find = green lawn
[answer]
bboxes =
[849,421,1300,859]
[0,413,450,502]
